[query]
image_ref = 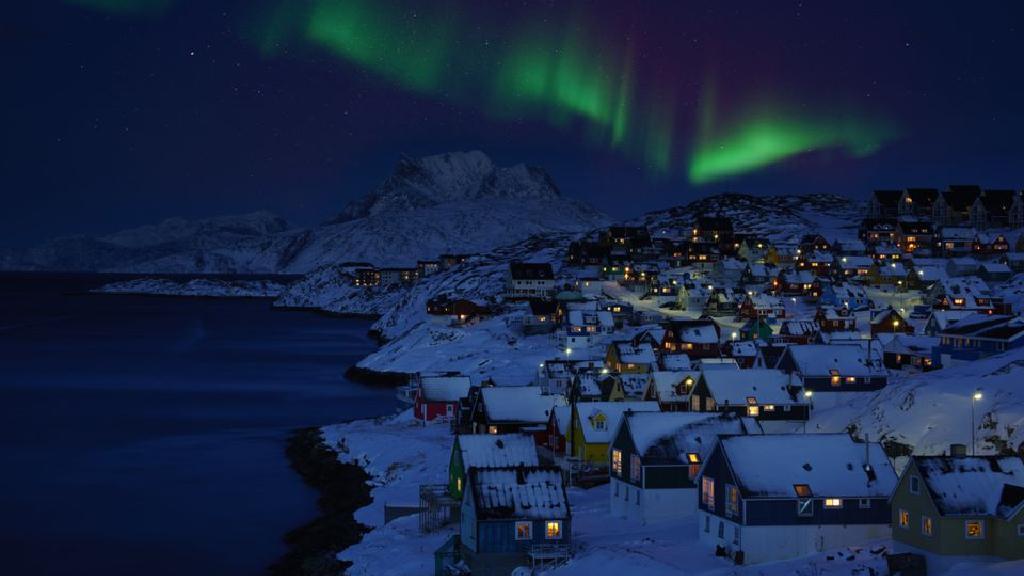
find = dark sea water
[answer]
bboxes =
[0,275,400,576]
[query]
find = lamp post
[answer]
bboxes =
[971,389,983,456]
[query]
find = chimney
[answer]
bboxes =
[950,443,967,457]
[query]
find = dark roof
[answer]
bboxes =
[872,190,903,206]
[943,185,982,211]
[980,189,1016,216]
[509,261,554,280]
[528,299,559,316]
[897,220,933,234]
[905,188,939,204]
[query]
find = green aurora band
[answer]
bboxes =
[689,97,896,184]
[69,0,898,183]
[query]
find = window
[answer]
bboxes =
[965,520,984,539]
[793,484,812,498]
[824,498,843,508]
[545,520,562,540]
[909,476,920,494]
[457,477,462,493]
[859,499,871,509]
[686,453,701,464]
[717,520,724,538]
[702,477,716,508]
[611,449,622,476]
[726,485,740,518]
[1017,524,1024,537]
[630,454,642,483]
[797,499,814,517]
[922,516,933,537]
[487,425,498,435]
[515,521,532,540]
[899,509,910,529]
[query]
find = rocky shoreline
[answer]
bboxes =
[344,365,410,388]
[273,427,374,576]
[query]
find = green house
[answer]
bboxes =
[739,317,774,342]
[891,453,1024,559]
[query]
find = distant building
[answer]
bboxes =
[506,261,556,300]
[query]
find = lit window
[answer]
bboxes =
[824,498,843,508]
[687,453,700,464]
[794,484,812,498]
[763,405,775,412]
[702,477,716,507]
[746,406,760,418]
[611,449,622,476]
[487,425,498,435]
[630,454,642,483]
[922,516,933,537]
[545,520,562,539]
[726,484,740,517]
[515,521,532,540]
[456,477,462,493]
[899,509,910,529]
[965,520,984,539]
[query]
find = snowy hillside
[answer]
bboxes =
[645,193,865,243]
[1,152,608,274]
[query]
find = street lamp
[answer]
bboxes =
[971,389,983,456]
[564,347,573,357]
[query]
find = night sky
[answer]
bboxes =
[2,1,1022,246]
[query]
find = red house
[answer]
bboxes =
[414,376,472,423]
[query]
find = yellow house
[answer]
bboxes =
[605,341,657,374]
[569,401,660,466]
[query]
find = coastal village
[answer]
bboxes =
[323,187,1024,576]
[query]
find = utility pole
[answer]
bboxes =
[971,389,983,456]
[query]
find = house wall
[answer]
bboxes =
[994,512,1024,559]
[698,511,891,564]
[610,477,695,523]
[474,517,572,555]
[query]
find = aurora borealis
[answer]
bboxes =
[6,1,1024,243]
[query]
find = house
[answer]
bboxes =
[417,260,442,277]
[448,433,540,500]
[835,238,867,255]
[723,340,759,369]
[677,282,712,312]
[938,227,978,256]
[974,232,1010,256]
[860,218,898,246]
[544,405,573,455]
[737,237,771,263]
[566,240,610,266]
[896,219,934,254]
[600,225,653,254]
[537,359,602,396]
[832,283,871,311]
[610,412,756,523]
[777,269,816,296]
[428,296,487,325]
[605,341,657,374]
[923,309,978,336]
[643,371,700,412]
[777,343,888,395]
[380,267,418,285]
[978,261,1013,282]
[836,255,874,278]
[662,318,722,359]
[870,308,913,337]
[868,189,903,219]
[970,189,1017,230]
[867,262,908,287]
[930,277,994,312]
[522,300,559,334]
[560,309,614,347]
[947,257,982,278]
[798,234,833,254]
[659,353,694,372]
[469,386,564,438]
[815,306,857,333]
[440,253,471,268]
[936,314,1024,360]
[697,434,897,565]
[571,372,625,403]
[871,243,903,264]
[891,452,1024,559]
[689,369,809,421]
[569,401,660,467]
[415,376,472,423]
[777,320,819,345]
[353,267,382,287]
[506,262,556,300]
[934,185,981,226]
[693,216,734,245]
[795,251,834,277]
[900,187,939,218]
[739,317,775,342]
[460,467,571,575]
[882,335,941,371]
[741,294,786,319]
[705,289,741,317]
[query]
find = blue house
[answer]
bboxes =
[776,343,888,407]
[936,313,1024,360]
[697,434,897,565]
[460,467,571,574]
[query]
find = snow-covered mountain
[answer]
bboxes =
[1,152,609,274]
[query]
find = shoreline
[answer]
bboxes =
[274,427,374,576]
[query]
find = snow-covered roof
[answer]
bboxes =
[481,386,564,423]
[729,340,758,358]
[567,309,614,328]
[718,434,898,499]
[696,358,740,370]
[624,411,753,460]
[748,294,784,309]
[659,354,693,371]
[837,256,874,268]
[457,434,540,470]
[701,369,794,406]
[817,331,866,343]
[614,341,657,364]
[650,370,699,402]
[619,373,651,396]
[980,262,1011,274]
[577,401,660,443]
[914,456,1024,517]
[676,323,719,344]
[785,344,885,376]
[882,334,939,355]
[420,376,472,402]
[940,227,977,240]
[470,467,568,520]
